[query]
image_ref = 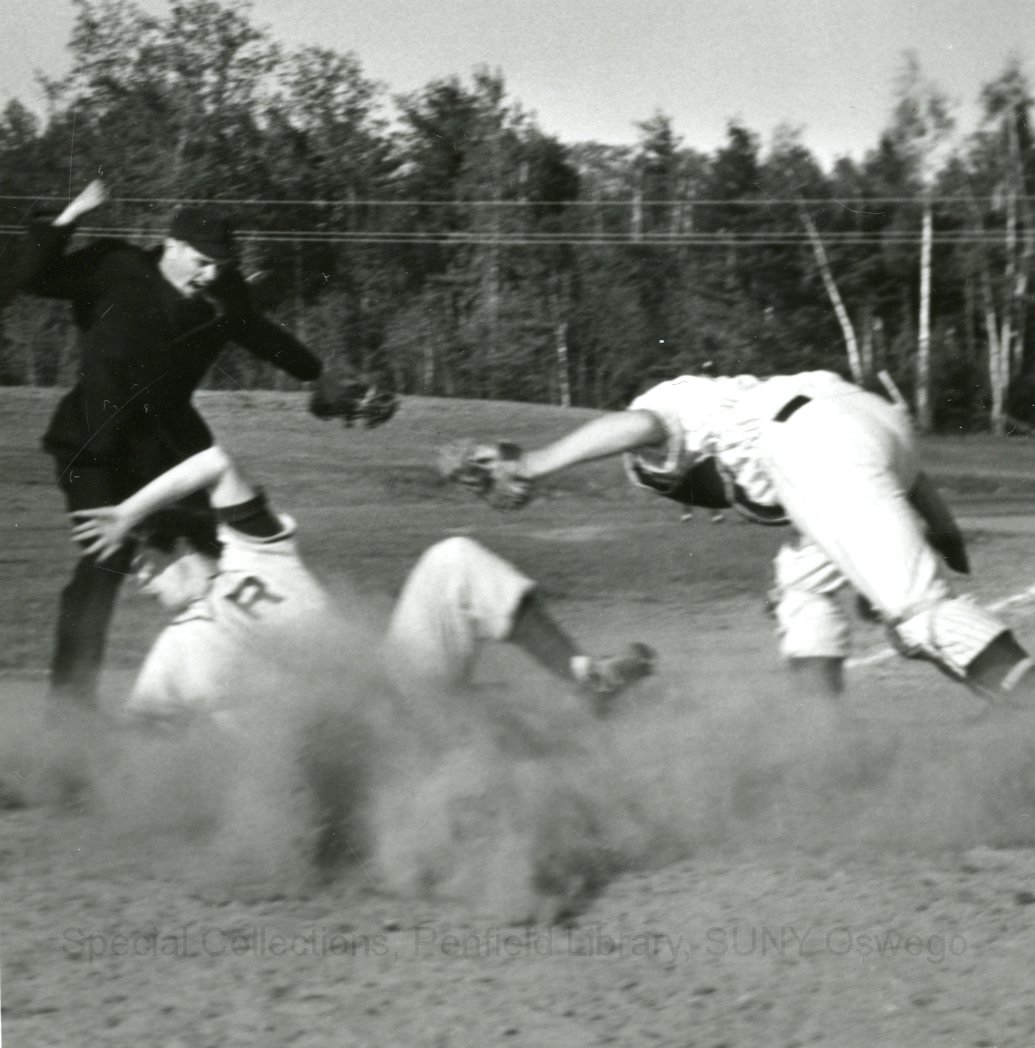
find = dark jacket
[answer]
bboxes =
[19,220,322,470]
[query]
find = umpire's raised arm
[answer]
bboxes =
[17,179,117,299]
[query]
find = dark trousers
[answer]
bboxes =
[49,461,141,707]
[48,454,212,708]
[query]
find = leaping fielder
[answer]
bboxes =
[441,369,1034,703]
[70,446,655,731]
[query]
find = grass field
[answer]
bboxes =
[0,387,794,676]
[4,385,1035,1047]
[3,385,1033,675]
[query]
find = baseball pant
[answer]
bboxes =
[384,537,536,695]
[759,388,1006,677]
[771,534,852,660]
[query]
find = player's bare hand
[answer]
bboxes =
[69,506,131,561]
[55,179,108,227]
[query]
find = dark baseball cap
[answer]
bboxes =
[133,506,222,557]
[168,206,237,261]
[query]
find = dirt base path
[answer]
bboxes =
[5,577,1035,1048]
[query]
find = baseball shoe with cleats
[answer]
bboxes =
[571,642,657,716]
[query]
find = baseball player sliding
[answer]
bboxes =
[69,446,655,731]
[441,368,1035,704]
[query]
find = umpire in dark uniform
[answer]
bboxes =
[18,179,325,709]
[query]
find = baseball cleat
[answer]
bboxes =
[572,642,657,715]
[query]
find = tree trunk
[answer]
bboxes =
[963,275,977,364]
[1004,180,1033,382]
[422,308,435,395]
[986,307,1007,436]
[556,321,571,408]
[915,197,933,432]
[292,242,308,345]
[798,205,863,384]
[1005,111,1034,382]
[631,185,643,242]
[860,308,874,378]
[976,255,1008,436]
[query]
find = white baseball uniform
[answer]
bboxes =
[127,523,535,724]
[127,514,334,722]
[625,370,1007,676]
[384,536,536,695]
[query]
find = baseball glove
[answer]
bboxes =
[437,440,534,510]
[309,372,399,428]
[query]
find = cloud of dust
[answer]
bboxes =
[364,652,1035,924]
[6,626,1035,925]
[581,658,1035,861]
[0,607,387,899]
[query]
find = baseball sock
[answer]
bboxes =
[507,593,581,682]
[966,631,1035,700]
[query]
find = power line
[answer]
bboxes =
[0,225,1022,246]
[2,194,1033,208]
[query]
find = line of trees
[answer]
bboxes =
[0,0,1032,432]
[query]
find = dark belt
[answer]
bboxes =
[773,394,811,423]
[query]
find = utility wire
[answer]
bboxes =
[2,194,1033,208]
[0,225,1023,246]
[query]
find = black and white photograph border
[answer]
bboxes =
[1,2,1034,1045]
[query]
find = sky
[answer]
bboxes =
[2,0,1030,167]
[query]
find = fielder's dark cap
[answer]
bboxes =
[168,206,237,261]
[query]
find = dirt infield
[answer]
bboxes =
[4,388,1035,1047]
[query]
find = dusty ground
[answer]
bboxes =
[4,388,1035,1047]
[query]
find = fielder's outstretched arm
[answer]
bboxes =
[522,409,666,480]
[70,445,256,560]
[440,410,670,510]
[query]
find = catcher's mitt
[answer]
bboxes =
[437,440,534,510]
[309,372,399,428]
